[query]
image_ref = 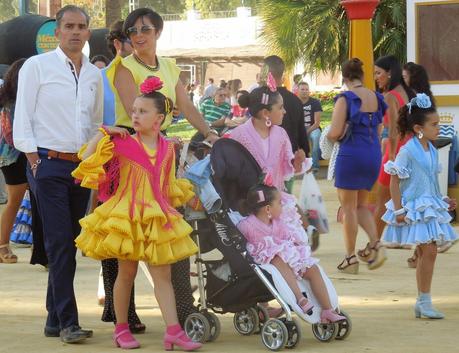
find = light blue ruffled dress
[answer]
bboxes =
[382,137,457,245]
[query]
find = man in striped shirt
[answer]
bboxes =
[200,87,231,134]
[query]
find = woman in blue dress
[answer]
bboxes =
[327,58,387,274]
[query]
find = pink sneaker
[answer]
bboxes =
[163,330,202,351]
[298,297,314,315]
[113,328,140,349]
[320,309,346,323]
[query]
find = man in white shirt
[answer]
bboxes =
[13,5,102,344]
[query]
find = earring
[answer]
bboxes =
[267,211,272,219]
[418,131,424,139]
[265,118,272,127]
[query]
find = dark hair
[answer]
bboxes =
[264,55,285,80]
[293,74,303,84]
[56,5,90,27]
[398,103,437,139]
[219,81,227,89]
[374,55,411,93]
[241,184,278,215]
[236,89,249,96]
[90,55,110,66]
[209,78,214,84]
[0,58,26,107]
[238,86,281,117]
[342,58,364,81]
[140,89,173,118]
[124,8,164,37]
[298,81,309,88]
[107,20,128,56]
[403,62,435,108]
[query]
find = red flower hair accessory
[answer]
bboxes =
[140,76,163,94]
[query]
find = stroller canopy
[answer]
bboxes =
[210,138,262,213]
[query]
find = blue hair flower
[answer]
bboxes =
[407,93,432,113]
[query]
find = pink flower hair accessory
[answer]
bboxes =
[263,172,274,187]
[140,76,163,95]
[266,72,277,92]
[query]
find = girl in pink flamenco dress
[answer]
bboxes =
[230,80,310,256]
[237,183,345,323]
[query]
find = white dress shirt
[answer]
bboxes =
[13,46,103,153]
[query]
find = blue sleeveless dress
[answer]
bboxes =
[334,91,387,191]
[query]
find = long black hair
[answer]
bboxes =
[403,62,435,108]
[375,55,414,99]
[0,58,26,108]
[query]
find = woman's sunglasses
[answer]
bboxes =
[126,25,155,36]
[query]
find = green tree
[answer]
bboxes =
[140,0,186,14]
[185,0,257,17]
[0,0,19,23]
[258,0,406,73]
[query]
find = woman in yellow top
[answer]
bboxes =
[73,77,201,351]
[107,8,218,327]
[108,7,219,140]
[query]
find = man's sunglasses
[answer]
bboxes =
[126,25,155,36]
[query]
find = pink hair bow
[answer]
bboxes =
[257,190,265,203]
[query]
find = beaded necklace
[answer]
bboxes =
[133,54,160,72]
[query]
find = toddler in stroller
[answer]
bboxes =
[237,182,345,323]
[183,138,351,350]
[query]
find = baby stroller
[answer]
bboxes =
[183,139,352,351]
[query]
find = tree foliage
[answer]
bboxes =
[185,0,257,17]
[257,0,406,73]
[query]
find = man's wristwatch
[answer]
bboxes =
[204,128,219,138]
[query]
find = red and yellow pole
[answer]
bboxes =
[341,0,380,89]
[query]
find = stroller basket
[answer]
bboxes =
[204,259,272,313]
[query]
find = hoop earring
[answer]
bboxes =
[418,131,424,139]
[265,118,272,127]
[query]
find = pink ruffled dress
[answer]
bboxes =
[230,120,311,244]
[237,215,318,279]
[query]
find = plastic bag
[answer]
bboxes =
[298,172,329,234]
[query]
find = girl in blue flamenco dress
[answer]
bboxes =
[382,93,457,319]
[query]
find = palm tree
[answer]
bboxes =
[106,0,122,27]
[257,0,406,73]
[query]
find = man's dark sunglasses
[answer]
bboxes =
[126,25,155,36]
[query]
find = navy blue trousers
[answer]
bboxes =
[28,153,90,330]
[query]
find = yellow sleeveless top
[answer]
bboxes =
[106,55,181,129]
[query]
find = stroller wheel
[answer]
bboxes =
[184,313,211,343]
[335,310,352,340]
[203,311,221,342]
[261,318,288,351]
[254,304,270,334]
[283,318,302,349]
[311,322,338,342]
[233,307,259,336]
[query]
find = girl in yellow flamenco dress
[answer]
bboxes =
[72,76,201,351]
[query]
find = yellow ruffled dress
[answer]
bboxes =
[72,135,197,265]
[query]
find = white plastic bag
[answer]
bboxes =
[298,172,329,234]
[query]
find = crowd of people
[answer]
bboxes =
[0,4,457,352]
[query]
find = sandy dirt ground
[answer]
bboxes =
[1,174,458,353]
